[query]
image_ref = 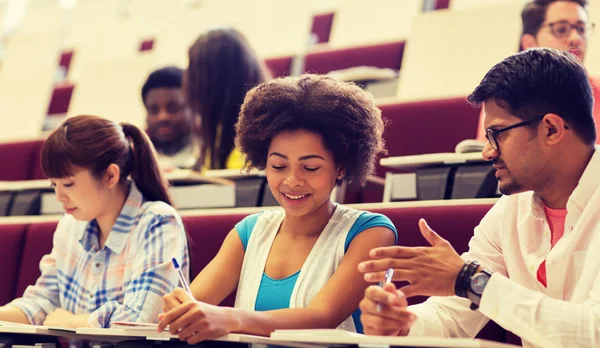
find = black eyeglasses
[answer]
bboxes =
[485,115,546,151]
[540,20,596,39]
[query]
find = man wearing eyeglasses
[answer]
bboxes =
[358,48,599,348]
[476,0,600,144]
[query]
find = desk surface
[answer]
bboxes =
[0,326,520,348]
[380,152,487,170]
[0,169,266,193]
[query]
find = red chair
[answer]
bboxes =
[304,41,405,75]
[28,139,47,180]
[311,12,334,44]
[265,56,293,78]
[47,84,75,115]
[0,224,27,305]
[182,213,248,306]
[0,140,40,181]
[15,221,57,297]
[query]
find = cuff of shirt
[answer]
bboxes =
[87,310,103,328]
[478,272,509,320]
[6,300,44,325]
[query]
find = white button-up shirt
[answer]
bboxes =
[408,149,600,348]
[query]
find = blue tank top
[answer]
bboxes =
[235,211,398,334]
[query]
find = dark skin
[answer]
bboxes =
[145,88,193,155]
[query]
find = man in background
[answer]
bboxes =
[477,0,600,143]
[142,66,198,170]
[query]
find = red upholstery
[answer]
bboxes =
[47,84,75,115]
[264,56,293,78]
[0,140,40,181]
[0,224,27,305]
[139,39,155,52]
[377,97,481,176]
[182,214,248,306]
[435,0,451,9]
[59,50,74,73]
[15,221,57,298]
[304,41,405,75]
[29,139,47,180]
[350,97,481,203]
[311,12,334,44]
[369,203,492,252]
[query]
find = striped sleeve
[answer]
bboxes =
[7,250,61,325]
[88,214,188,327]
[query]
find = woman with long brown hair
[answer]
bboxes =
[186,28,270,170]
[0,115,189,328]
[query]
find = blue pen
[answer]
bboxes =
[172,258,193,296]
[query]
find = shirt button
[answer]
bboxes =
[570,226,574,231]
[95,263,101,268]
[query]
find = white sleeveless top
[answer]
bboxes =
[234,204,363,332]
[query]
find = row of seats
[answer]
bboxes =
[0,96,481,183]
[0,200,519,344]
[0,0,456,141]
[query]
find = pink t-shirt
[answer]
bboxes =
[536,205,567,287]
[476,77,600,144]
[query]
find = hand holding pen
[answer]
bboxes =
[376,268,395,312]
[359,267,417,336]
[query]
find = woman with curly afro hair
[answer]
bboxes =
[159,75,398,343]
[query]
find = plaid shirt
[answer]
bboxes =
[8,182,189,327]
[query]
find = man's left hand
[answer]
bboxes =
[358,218,465,298]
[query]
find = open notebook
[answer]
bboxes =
[271,329,519,348]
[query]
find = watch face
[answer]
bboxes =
[470,273,489,294]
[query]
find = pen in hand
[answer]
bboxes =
[172,257,193,296]
[376,268,395,313]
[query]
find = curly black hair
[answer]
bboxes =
[235,74,386,186]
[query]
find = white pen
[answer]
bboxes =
[376,268,395,313]
[172,258,193,296]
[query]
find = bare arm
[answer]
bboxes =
[0,307,30,324]
[164,229,245,308]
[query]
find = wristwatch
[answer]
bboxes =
[466,268,494,310]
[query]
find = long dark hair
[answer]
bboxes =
[186,28,270,169]
[41,115,174,205]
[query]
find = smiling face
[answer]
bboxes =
[145,87,193,150]
[49,166,113,221]
[266,130,342,217]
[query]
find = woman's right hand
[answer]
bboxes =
[161,287,195,313]
[359,283,417,336]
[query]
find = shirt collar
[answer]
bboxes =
[567,148,600,213]
[79,181,144,254]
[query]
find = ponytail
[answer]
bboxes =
[120,123,174,206]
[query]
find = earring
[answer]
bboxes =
[337,174,344,180]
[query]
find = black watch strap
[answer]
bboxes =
[454,260,480,299]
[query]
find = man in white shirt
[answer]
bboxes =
[358,48,599,348]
